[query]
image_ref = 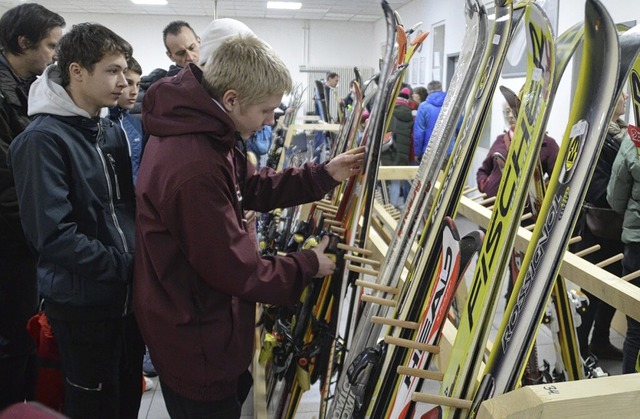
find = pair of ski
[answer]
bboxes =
[337,0,582,416]
[389,2,562,418]
[415,1,640,417]
[465,1,640,416]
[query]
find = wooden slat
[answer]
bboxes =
[360,295,397,307]
[348,264,379,276]
[384,336,439,353]
[370,316,419,329]
[411,393,472,409]
[355,280,398,294]
[397,366,444,381]
[343,253,381,266]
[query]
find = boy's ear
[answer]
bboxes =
[68,62,84,82]
[221,90,239,112]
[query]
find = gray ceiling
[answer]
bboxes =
[0,0,415,22]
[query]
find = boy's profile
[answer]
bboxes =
[135,35,363,417]
[8,23,144,418]
[109,56,144,184]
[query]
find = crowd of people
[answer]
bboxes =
[1,2,639,419]
[0,4,364,418]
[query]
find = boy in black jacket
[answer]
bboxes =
[8,23,143,418]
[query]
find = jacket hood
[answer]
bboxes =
[142,64,236,150]
[27,65,93,119]
[426,90,446,107]
[109,106,129,120]
[393,99,414,123]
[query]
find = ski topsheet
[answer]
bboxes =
[468,1,640,415]
[327,1,488,416]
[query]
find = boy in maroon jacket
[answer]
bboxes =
[134,35,364,418]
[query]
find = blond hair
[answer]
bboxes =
[202,35,292,106]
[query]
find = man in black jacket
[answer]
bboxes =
[0,4,64,410]
[133,21,200,114]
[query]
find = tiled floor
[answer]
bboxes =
[137,215,625,418]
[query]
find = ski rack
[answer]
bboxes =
[251,165,640,418]
[276,118,340,169]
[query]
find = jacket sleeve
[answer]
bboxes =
[242,162,339,212]
[160,172,317,306]
[607,140,634,214]
[413,104,427,158]
[8,130,133,283]
[476,135,505,195]
[540,135,560,175]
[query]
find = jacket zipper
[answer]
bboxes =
[119,116,133,157]
[95,122,131,316]
[107,154,121,200]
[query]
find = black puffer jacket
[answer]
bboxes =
[7,65,135,319]
[381,99,414,166]
[132,65,181,114]
[0,54,35,254]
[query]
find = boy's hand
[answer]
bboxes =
[325,146,366,182]
[311,236,337,278]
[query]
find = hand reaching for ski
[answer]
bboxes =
[325,146,366,182]
[311,235,337,278]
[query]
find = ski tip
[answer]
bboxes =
[421,405,443,419]
[442,216,461,241]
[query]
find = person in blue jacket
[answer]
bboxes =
[109,56,144,184]
[246,125,272,169]
[413,80,449,161]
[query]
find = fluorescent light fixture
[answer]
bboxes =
[267,1,302,10]
[131,0,168,5]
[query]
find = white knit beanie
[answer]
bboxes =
[199,18,255,66]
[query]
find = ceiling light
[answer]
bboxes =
[267,2,302,10]
[131,0,168,5]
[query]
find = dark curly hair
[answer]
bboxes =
[56,23,132,87]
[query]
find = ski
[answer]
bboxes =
[502,83,585,384]
[467,1,640,415]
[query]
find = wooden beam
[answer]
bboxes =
[476,373,640,419]
[377,166,419,180]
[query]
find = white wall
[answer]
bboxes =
[9,11,377,97]
[0,4,379,99]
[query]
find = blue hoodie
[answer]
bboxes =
[109,106,144,184]
[413,90,446,159]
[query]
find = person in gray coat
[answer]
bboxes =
[607,93,640,373]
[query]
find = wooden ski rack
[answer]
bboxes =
[252,165,640,418]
